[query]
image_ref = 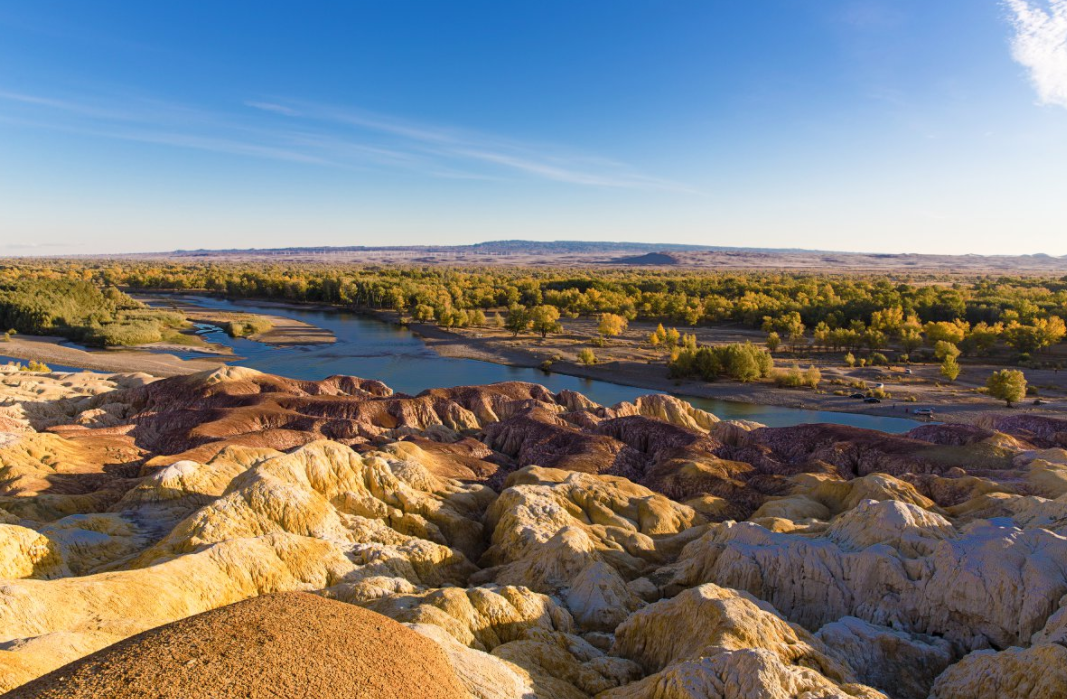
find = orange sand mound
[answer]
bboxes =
[4,592,467,699]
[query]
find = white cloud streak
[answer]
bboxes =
[1005,0,1067,108]
[247,100,691,191]
[0,87,689,192]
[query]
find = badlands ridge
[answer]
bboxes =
[1,363,1066,697]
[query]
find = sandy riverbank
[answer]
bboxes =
[0,336,226,377]
[8,294,1065,427]
[144,299,1065,426]
[399,314,1067,426]
[138,296,336,346]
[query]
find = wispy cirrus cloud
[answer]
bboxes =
[0,87,689,191]
[244,99,690,191]
[243,101,301,117]
[1004,0,1067,109]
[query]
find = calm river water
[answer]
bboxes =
[140,295,922,433]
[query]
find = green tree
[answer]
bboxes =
[934,341,961,361]
[720,342,773,382]
[870,307,904,336]
[864,329,888,352]
[667,342,772,383]
[765,331,781,353]
[940,356,961,381]
[597,313,628,338]
[504,304,531,337]
[844,352,856,368]
[783,313,806,352]
[900,329,924,355]
[1003,322,1042,354]
[962,322,1002,356]
[1037,316,1067,348]
[812,322,831,352]
[1005,317,1067,353]
[986,369,1027,407]
[412,304,436,322]
[529,305,562,338]
[924,321,968,346]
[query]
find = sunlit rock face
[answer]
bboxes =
[1,365,1064,697]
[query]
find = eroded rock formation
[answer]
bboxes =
[1,363,1065,697]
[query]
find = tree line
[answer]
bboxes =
[0,278,186,346]
[2,260,1066,356]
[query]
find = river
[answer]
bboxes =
[139,295,923,433]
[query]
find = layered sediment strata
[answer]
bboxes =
[1,363,1065,698]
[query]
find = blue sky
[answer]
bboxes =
[1,1,1066,255]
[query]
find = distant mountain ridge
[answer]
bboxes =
[39,240,1067,272]
[162,239,820,256]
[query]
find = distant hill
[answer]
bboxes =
[609,252,681,265]
[161,239,820,257]
[67,239,1067,274]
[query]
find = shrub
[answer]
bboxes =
[670,342,773,383]
[577,348,597,365]
[539,359,553,372]
[222,316,273,338]
[162,330,206,347]
[869,352,888,366]
[120,309,185,328]
[773,365,804,388]
[85,321,163,347]
[776,364,821,389]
